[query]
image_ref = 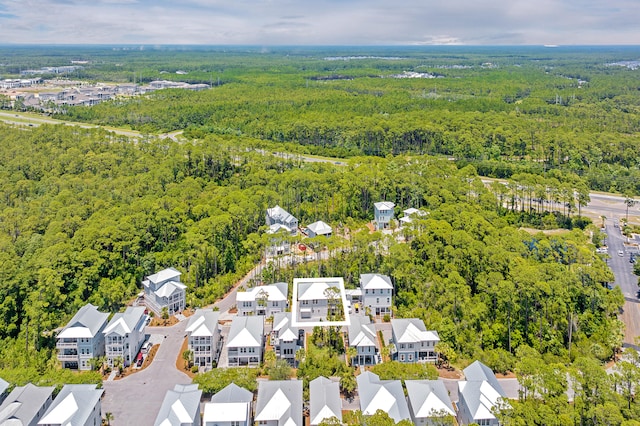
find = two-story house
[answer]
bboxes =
[203,383,253,426]
[255,380,303,426]
[103,306,147,368]
[357,372,411,424]
[348,315,380,366]
[154,384,202,426]
[360,273,393,317]
[271,312,304,366]
[142,267,187,316]
[399,207,428,228]
[57,304,109,370]
[0,383,55,426]
[374,201,395,230]
[186,309,222,370]
[391,318,440,363]
[457,361,507,426]
[236,282,288,317]
[226,316,264,367]
[38,384,103,426]
[266,205,298,236]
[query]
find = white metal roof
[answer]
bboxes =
[307,221,332,236]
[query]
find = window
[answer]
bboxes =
[400,343,405,349]
[408,343,414,349]
[400,354,405,361]
[376,298,380,304]
[408,354,413,361]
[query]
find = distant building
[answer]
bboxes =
[154,384,202,426]
[307,220,332,238]
[186,309,222,371]
[266,205,298,235]
[399,207,427,228]
[0,383,55,426]
[236,282,288,317]
[38,384,103,426]
[142,267,187,316]
[374,201,395,230]
[104,306,147,367]
[292,277,349,327]
[360,273,393,317]
[56,304,109,370]
[391,318,440,363]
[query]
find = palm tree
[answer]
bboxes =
[104,412,114,426]
[182,349,193,369]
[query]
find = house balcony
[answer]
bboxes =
[56,341,78,349]
[58,353,79,361]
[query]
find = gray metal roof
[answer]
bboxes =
[59,303,109,338]
[463,361,505,396]
[185,309,221,338]
[210,383,253,404]
[37,384,103,426]
[357,371,410,423]
[405,380,455,420]
[227,316,264,348]
[267,205,298,226]
[391,318,440,344]
[103,306,146,337]
[360,273,393,290]
[255,380,303,426]
[309,377,342,425]
[0,383,55,426]
[154,384,202,426]
[348,315,378,349]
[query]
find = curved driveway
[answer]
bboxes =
[101,321,190,426]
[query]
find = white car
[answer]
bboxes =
[618,250,624,256]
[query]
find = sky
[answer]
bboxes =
[1,0,639,46]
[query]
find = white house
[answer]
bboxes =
[292,277,349,326]
[142,267,187,316]
[271,312,303,366]
[307,220,332,238]
[266,205,298,236]
[457,361,507,426]
[357,371,411,424]
[391,318,440,363]
[186,309,222,370]
[255,380,303,426]
[154,384,202,426]
[348,315,380,366]
[103,306,147,368]
[399,207,428,228]
[360,273,393,317]
[226,316,264,367]
[37,384,103,426]
[236,282,288,317]
[309,377,342,426]
[0,383,55,426]
[56,303,109,370]
[406,380,455,425]
[373,201,395,230]
[203,383,254,426]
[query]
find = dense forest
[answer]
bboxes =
[1,46,639,422]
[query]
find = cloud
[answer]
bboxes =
[0,0,638,45]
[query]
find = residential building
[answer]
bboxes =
[360,273,393,317]
[56,303,109,370]
[406,380,455,425]
[306,220,332,238]
[37,384,103,426]
[0,377,8,404]
[271,312,303,366]
[391,318,440,363]
[265,225,291,257]
[373,201,395,230]
[357,371,411,424]
[309,377,342,426]
[348,315,380,366]
[186,309,222,370]
[236,282,288,317]
[142,267,187,316]
[266,205,298,235]
[292,277,348,326]
[203,383,253,426]
[154,384,202,426]
[0,383,55,426]
[226,316,264,366]
[457,361,507,426]
[103,306,147,368]
[254,380,303,426]
[399,207,427,228]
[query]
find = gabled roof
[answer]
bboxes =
[103,306,147,337]
[0,383,55,426]
[267,223,293,234]
[267,205,298,226]
[391,318,440,344]
[236,282,288,303]
[204,383,253,424]
[374,201,395,211]
[185,309,220,338]
[57,304,109,339]
[307,221,332,236]
[360,273,393,291]
[273,312,299,343]
[154,280,187,298]
[348,315,378,349]
[154,384,202,426]
[146,267,181,285]
[357,372,410,423]
[227,316,263,348]
[403,207,427,217]
[37,384,103,426]
[298,281,337,301]
[464,361,505,396]
[309,377,342,425]
[458,380,505,421]
[255,380,303,426]
[406,380,455,419]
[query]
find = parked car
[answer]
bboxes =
[618,250,624,256]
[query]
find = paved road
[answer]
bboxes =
[101,321,190,426]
